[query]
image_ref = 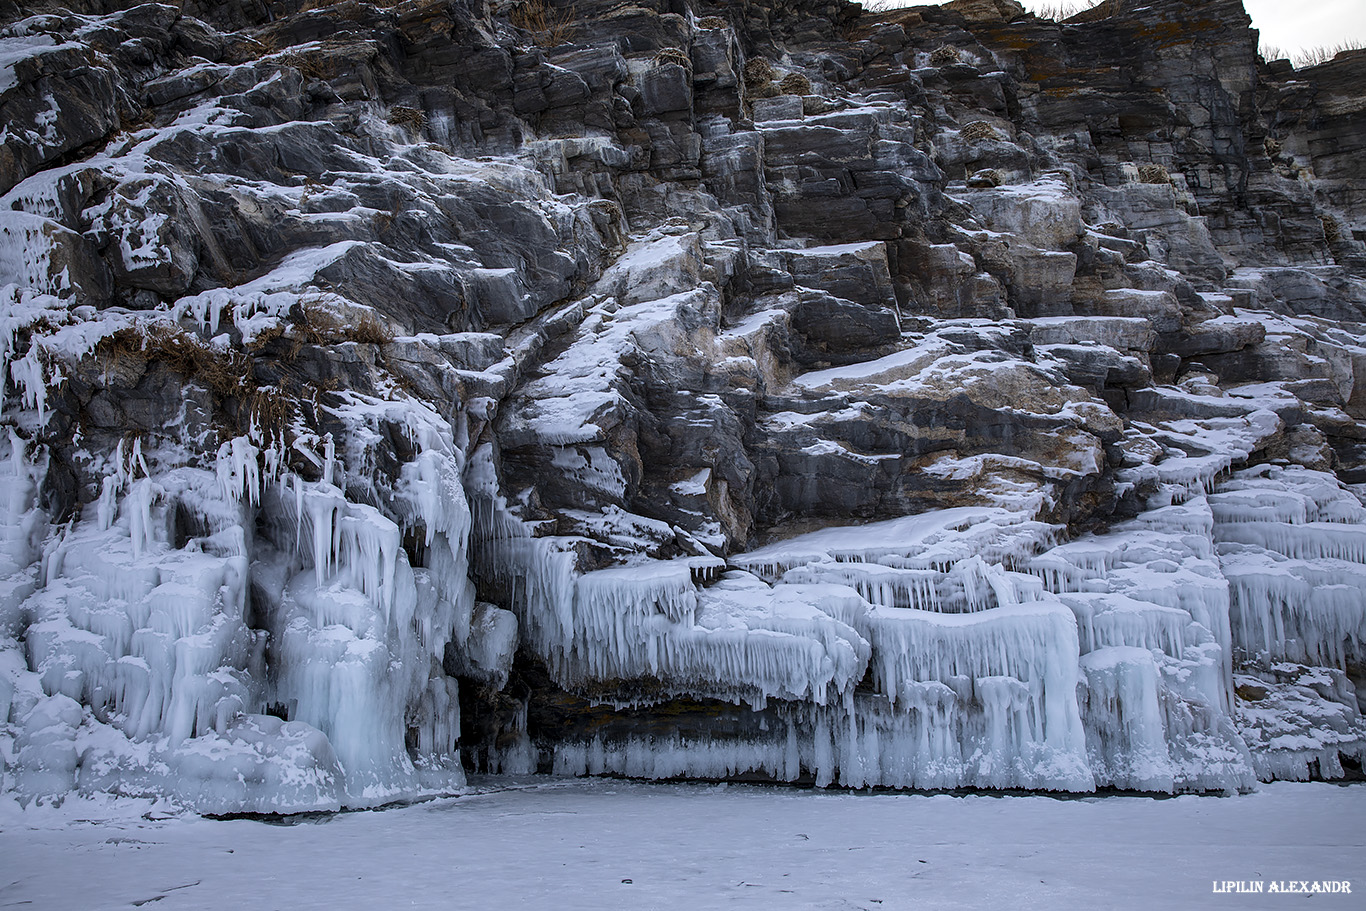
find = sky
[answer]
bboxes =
[1242,0,1366,57]
[892,1,1366,58]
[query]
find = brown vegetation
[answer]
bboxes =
[654,47,692,70]
[388,105,429,131]
[778,72,811,96]
[929,45,960,67]
[510,0,578,47]
[294,296,394,347]
[1137,163,1171,185]
[960,120,998,143]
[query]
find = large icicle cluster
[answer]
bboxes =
[1027,499,1257,792]
[477,454,1366,791]
[0,407,493,810]
[1211,466,1366,779]
[477,494,1093,789]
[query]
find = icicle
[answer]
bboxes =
[131,437,149,480]
[216,436,261,507]
[126,478,162,559]
[95,476,119,531]
[112,439,127,488]
[322,434,336,487]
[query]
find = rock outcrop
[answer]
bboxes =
[1,0,1364,808]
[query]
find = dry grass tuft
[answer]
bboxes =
[510,0,578,46]
[960,120,998,142]
[388,105,429,131]
[655,47,692,70]
[966,168,1003,188]
[778,72,811,96]
[94,325,295,442]
[743,57,774,88]
[929,45,960,66]
[279,51,328,80]
[1138,163,1171,185]
[1321,215,1341,245]
[98,326,245,396]
[294,296,394,346]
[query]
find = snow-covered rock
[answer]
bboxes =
[0,0,1365,811]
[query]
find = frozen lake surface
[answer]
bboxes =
[2,778,1363,910]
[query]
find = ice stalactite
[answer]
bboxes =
[999,500,1253,789]
[730,511,1092,789]
[0,431,46,630]
[1219,551,1366,668]
[835,603,1093,790]
[730,508,1061,581]
[1078,647,1178,792]
[472,448,870,709]
[1218,522,1366,564]
[1115,409,1283,510]
[551,730,806,784]
[781,562,942,612]
[489,459,1365,793]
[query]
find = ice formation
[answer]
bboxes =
[0,412,483,809]
[5,302,1366,806]
[471,439,1366,793]
[3,0,1366,813]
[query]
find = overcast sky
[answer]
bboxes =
[1241,0,1366,56]
[897,1,1366,57]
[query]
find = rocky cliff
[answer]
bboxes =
[2,0,1365,809]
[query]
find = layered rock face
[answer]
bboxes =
[1,0,1364,808]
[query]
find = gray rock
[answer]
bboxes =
[752,94,804,122]
[639,63,691,115]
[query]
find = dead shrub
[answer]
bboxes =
[778,72,811,96]
[1032,1,1103,22]
[1138,163,1171,184]
[929,45,960,66]
[510,0,578,46]
[388,105,429,131]
[1294,41,1365,68]
[960,120,998,142]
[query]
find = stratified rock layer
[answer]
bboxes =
[0,0,1364,808]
